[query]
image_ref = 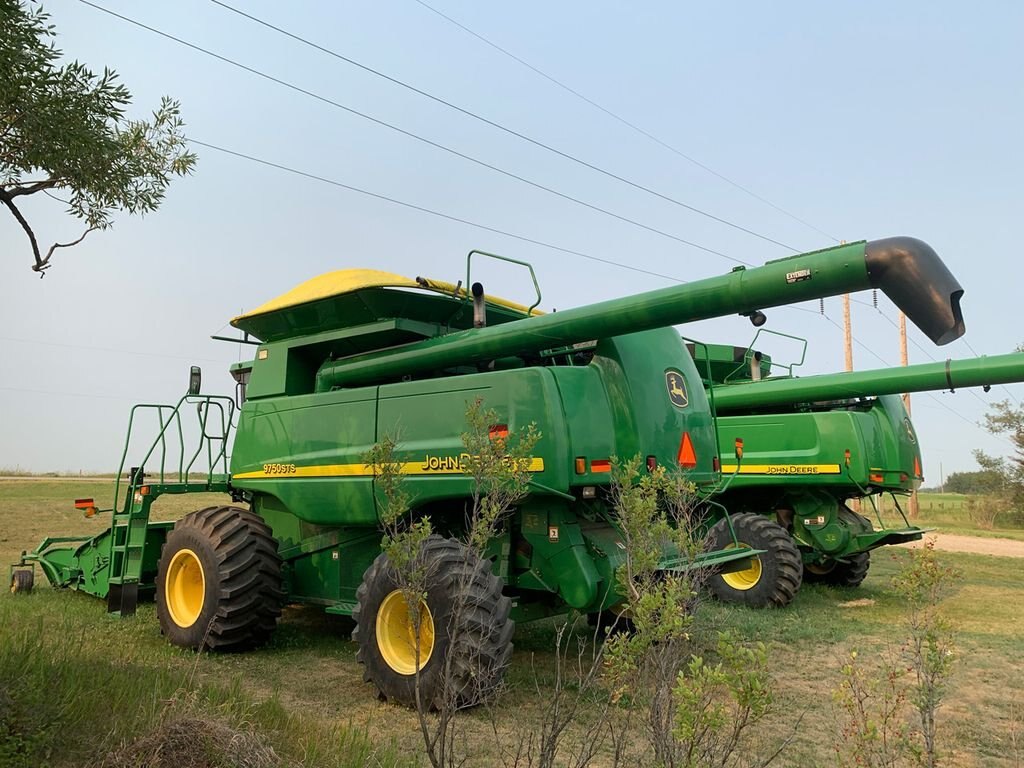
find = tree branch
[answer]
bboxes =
[1,188,98,275]
[0,189,44,273]
[40,226,99,272]
[43,190,72,206]
[4,179,61,198]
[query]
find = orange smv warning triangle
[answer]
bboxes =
[678,432,698,469]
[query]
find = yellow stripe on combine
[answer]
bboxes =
[233,457,545,480]
[720,463,841,476]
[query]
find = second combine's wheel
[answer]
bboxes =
[353,534,514,709]
[9,569,33,594]
[156,505,284,651]
[708,513,803,608]
[804,551,871,588]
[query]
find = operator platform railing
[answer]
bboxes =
[111,394,237,507]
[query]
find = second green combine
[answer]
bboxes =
[688,335,1024,607]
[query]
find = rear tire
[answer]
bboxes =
[156,505,284,651]
[9,569,33,594]
[804,552,871,588]
[708,513,803,607]
[354,535,513,709]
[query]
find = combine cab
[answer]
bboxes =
[11,239,968,705]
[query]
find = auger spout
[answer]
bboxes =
[711,353,1024,413]
[313,237,964,391]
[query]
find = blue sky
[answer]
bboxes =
[1,0,1022,481]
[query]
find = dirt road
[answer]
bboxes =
[903,532,1024,559]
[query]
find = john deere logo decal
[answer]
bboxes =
[665,371,688,408]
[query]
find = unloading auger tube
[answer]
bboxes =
[712,352,1024,413]
[313,237,964,391]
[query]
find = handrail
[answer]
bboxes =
[465,249,543,314]
[723,328,808,384]
[112,394,236,509]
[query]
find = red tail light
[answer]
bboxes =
[488,424,509,440]
[591,459,612,473]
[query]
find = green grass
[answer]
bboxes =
[0,480,415,768]
[2,480,1023,766]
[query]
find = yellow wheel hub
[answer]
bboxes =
[165,548,206,628]
[376,589,436,675]
[720,543,762,591]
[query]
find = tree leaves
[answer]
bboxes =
[0,1,197,274]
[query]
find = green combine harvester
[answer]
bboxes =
[691,339,1024,607]
[10,238,966,706]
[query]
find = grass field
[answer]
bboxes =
[2,479,1022,767]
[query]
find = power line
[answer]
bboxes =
[189,139,689,283]
[410,0,838,243]
[209,0,796,253]
[78,0,752,267]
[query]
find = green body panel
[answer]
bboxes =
[716,395,918,492]
[231,387,379,525]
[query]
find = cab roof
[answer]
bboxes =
[231,268,542,343]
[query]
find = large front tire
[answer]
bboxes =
[708,513,803,608]
[353,535,513,709]
[156,506,284,651]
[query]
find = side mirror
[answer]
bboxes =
[230,364,252,408]
[188,366,202,396]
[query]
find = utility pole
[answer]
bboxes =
[899,312,910,411]
[843,294,853,372]
[843,293,858,512]
[899,310,921,518]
